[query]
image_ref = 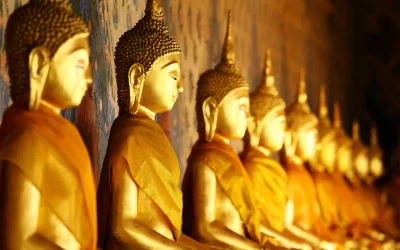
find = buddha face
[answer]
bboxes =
[320,138,337,172]
[259,106,286,152]
[41,33,92,109]
[215,88,250,140]
[296,125,318,161]
[337,145,352,173]
[354,152,369,179]
[370,156,383,178]
[139,53,183,113]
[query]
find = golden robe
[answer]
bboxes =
[97,112,183,249]
[329,171,367,238]
[362,184,400,238]
[285,161,341,242]
[0,102,97,250]
[242,148,287,232]
[183,139,266,246]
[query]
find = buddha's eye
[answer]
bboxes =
[75,64,85,70]
[170,75,178,81]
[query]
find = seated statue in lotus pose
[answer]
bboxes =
[310,86,360,249]
[241,49,311,250]
[281,71,343,250]
[346,121,396,249]
[182,12,284,250]
[96,1,205,249]
[0,1,97,249]
[365,126,400,240]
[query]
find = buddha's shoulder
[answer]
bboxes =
[0,125,54,166]
[1,124,52,150]
[189,147,228,165]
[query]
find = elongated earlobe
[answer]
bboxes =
[128,63,145,114]
[202,97,218,142]
[28,46,50,111]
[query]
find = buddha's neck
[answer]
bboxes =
[40,100,61,114]
[289,155,303,165]
[312,162,326,173]
[139,105,156,120]
[213,133,230,145]
[255,146,271,157]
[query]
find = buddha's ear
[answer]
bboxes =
[284,131,297,158]
[128,63,145,114]
[202,97,218,142]
[28,46,50,111]
[247,116,261,147]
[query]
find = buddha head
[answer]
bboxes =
[196,11,250,142]
[244,49,286,153]
[115,0,182,115]
[284,70,318,162]
[5,0,91,111]
[349,121,369,181]
[333,101,352,174]
[316,84,337,173]
[368,125,384,182]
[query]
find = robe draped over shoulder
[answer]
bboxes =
[97,113,183,248]
[0,103,97,250]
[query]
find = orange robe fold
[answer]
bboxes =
[312,171,343,229]
[285,161,340,242]
[0,103,97,250]
[242,148,287,232]
[97,113,183,248]
[183,139,263,244]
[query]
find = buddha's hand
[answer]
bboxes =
[319,240,337,250]
[343,239,359,250]
[296,242,312,250]
[381,239,396,250]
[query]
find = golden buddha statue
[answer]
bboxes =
[346,121,394,248]
[182,12,283,250]
[0,0,97,249]
[363,126,400,239]
[310,85,356,245]
[241,49,312,250]
[96,1,204,249]
[281,71,341,250]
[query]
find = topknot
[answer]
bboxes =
[249,49,286,122]
[285,69,318,133]
[5,0,88,101]
[115,0,181,113]
[195,11,248,137]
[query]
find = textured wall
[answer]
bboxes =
[0,0,354,184]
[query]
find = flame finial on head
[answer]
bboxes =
[333,101,342,129]
[262,48,279,96]
[352,120,360,141]
[221,10,235,64]
[145,0,164,20]
[319,84,328,119]
[297,69,308,104]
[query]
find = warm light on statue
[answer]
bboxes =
[96,1,205,249]
[241,49,312,250]
[0,0,97,249]
[182,12,285,250]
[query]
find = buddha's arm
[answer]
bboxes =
[192,161,263,250]
[284,200,321,247]
[0,162,62,250]
[110,157,185,250]
[260,223,311,249]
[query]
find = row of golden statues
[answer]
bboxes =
[0,0,398,249]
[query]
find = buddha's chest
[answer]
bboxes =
[136,189,175,240]
[214,181,246,236]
